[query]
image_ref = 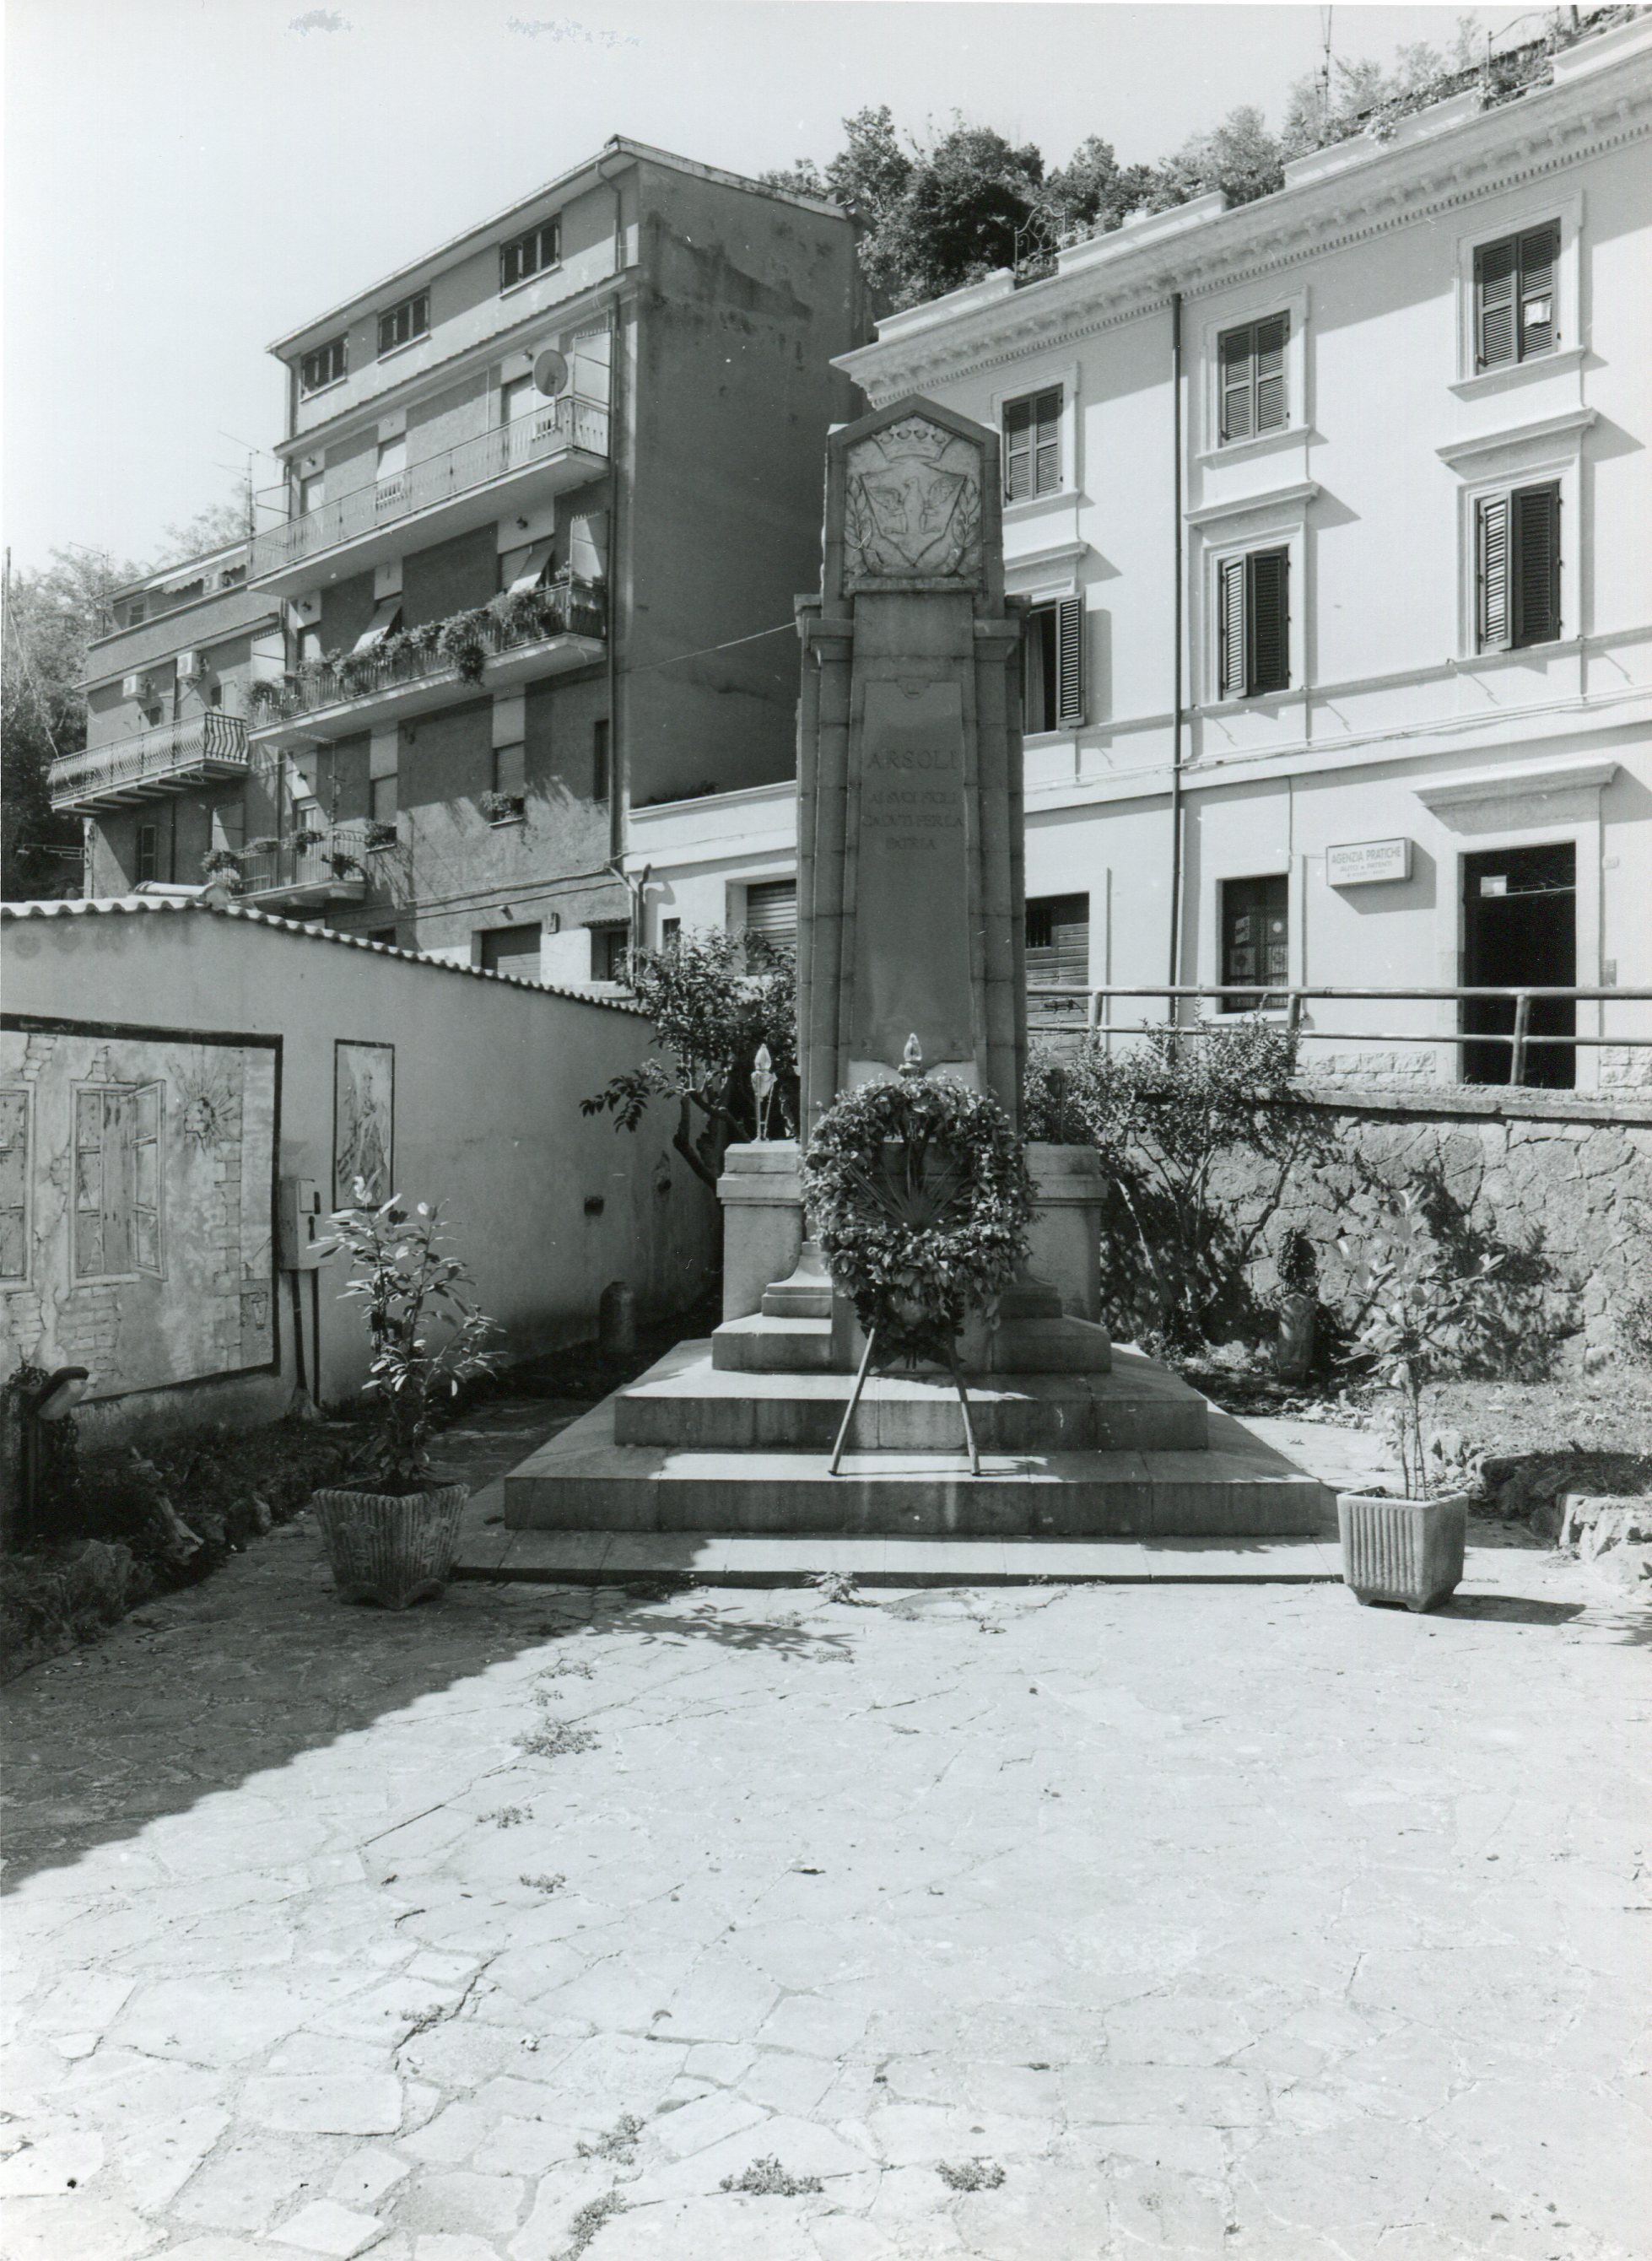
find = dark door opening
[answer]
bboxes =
[1460,842,1575,1087]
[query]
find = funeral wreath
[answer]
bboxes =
[803,1070,1036,1368]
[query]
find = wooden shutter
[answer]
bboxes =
[1025,893,1090,992]
[1004,397,1032,499]
[1477,493,1510,650]
[132,1083,162,1277]
[1518,223,1558,357]
[1055,596,1085,726]
[1034,390,1061,494]
[1220,326,1253,442]
[1248,548,1290,694]
[73,1088,105,1278]
[1254,315,1288,432]
[0,1092,27,1282]
[1218,558,1246,697]
[1512,483,1560,647]
[1475,236,1517,370]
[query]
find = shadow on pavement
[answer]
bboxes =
[1441,1594,1586,1626]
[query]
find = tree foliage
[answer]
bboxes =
[580,929,797,1190]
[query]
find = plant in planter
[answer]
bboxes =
[326,850,364,880]
[437,608,491,683]
[362,820,399,851]
[312,1191,499,1607]
[1335,1188,1504,1611]
[478,789,526,824]
[247,677,290,720]
[200,847,244,881]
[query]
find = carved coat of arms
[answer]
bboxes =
[842,417,984,590]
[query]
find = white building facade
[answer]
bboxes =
[633,18,1652,1092]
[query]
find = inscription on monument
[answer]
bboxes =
[848,679,974,1070]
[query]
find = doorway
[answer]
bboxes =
[1460,842,1575,1087]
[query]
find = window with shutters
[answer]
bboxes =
[1021,597,1086,734]
[743,878,797,952]
[1003,388,1063,501]
[73,1083,165,1281]
[1218,316,1288,445]
[1473,224,1558,370]
[376,291,429,358]
[136,824,159,886]
[1476,480,1561,651]
[0,1091,30,1284]
[1219,877,1288,1013]
[589,921,630,981]
[499,219,560,292]
[300,336,347,395]
[1215,548,1290,699]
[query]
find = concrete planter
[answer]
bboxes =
[1337,1490,1468,1613]
[313,1481,468,1609]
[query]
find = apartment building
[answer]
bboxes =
[62,139,863,979]
[634,14,1652,1090]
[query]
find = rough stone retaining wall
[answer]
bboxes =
[1194,1085,1652,1367]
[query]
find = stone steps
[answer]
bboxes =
[615,1345,1207,1454]
[712,1314,838,1372]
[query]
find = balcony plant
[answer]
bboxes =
[247,678,289,721]
[479,789,526,824]
[311,1190,499,1608]
[362,821,399,851]
[1334,1188,1504,1611]
[437,608,490,683]
[326,849,364,881]
[200,848,244,881]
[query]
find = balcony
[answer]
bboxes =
[48,714,251,815]
[238,823,370,915]
[248,580,607,750]
[250,397,609,596]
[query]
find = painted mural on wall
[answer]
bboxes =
[0,1020,278,1400]
[333,1040,394,1206]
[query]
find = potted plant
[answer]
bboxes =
[200,847,244,882]
[437,607,490,683]
[362,820,399,852]
[325,849,364,880]
[312,1191,499,1607]
[1336,1190,1502,1611]
[479,788,526,824]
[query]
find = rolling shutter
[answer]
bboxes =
[1475,236,1517,370]
[1477,493,1510,650]
[1512,483,1560,647]
[744,878,796,949]
[1248,549,1290,694]
[1055,596,1086,727]
[1518,224,1558,357]
[1025,893,1090,992]
[1218,558,1246,698]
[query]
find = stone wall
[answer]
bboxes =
[1189,1085,1652,1368]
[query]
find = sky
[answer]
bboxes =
[3,0,1523,575]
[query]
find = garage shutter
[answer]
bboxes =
[744,879,796,950]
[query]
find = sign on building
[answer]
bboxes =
[1325,838,1412,887]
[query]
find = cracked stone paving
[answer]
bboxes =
[2,1503,1649,2259]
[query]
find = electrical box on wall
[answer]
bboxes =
[278,1178,337,1271]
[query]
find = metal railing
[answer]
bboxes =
[250,397,609,581]
[249,578,606,730]
[48,714,250,812]
[239,822,372,902]
[1025,983,1652,1091]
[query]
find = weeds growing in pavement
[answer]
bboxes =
[719,2155,824,2196]
[488,1805,530,1828]
[564,2188,627,2256]
[516,1720,597,1759]
[520,1872,566,1894]
[577,2113,643,2161]
[938,2158,1006,2190]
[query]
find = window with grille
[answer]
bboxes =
[1473,224,1558,370]
[743,878,796,952]
[1476,480,1561,651]
[73,1082,164,1279]
[500,219,561,291]
[1218,315,1288,443]
[377,292,429,357]
[1216,548,1290,699]
[1220,877,1288,1013]
[1003,388,1062,501]
[1021,598,1086,733]
[300,336,347,394]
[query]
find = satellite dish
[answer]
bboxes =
[532,348,569,398]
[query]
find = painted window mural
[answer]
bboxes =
[0,1021,278,1400]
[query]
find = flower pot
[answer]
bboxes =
[1336,1490,1468,1613]
[313,1481,468,1609]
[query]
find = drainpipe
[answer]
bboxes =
[596,145,627,875]
[1167,290,1186,1012]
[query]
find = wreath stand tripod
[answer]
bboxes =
[828,1323,981,1479]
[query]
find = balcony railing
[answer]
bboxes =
[248,579,606,733]
[250,397,608,583]
[48,713,250,813]
[238,823,372,908]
